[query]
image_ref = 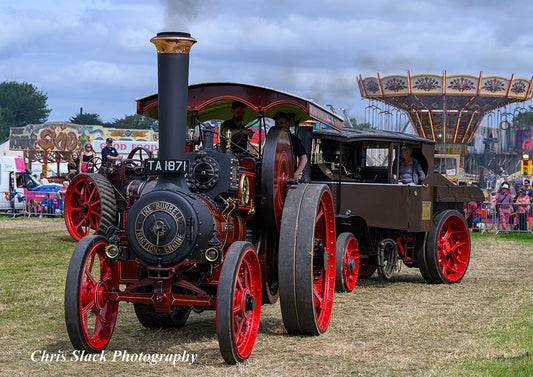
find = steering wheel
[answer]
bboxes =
[124,147,153,174]
[83,157,101,173]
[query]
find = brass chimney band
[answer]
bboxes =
[150,35,197,54]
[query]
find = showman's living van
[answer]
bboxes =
[0,156,40,211]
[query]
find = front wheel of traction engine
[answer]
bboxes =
[419,210,471,284]
[216,241,262,364]
[64,173,117,241]
[279,184,336,335]
[64,235,119,352]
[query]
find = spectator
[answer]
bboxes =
[522,178,533,198]
[39,173,49,185]
[514,188,530,231]
[494,182,513,232]
[465,201,483,231]
[80,143,96,172]
[486,169,494,190]
[40,194,54,217]
[498,165,508,179]
[54,192,64,214]
[67,151,80,180]
[27,198,39,217]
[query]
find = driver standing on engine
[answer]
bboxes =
[220,101,254,153]
[273,111,308,179]
[102,138,123,166]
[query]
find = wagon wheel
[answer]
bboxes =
[423,210,470,284]
[335,232,359,293]
[279,184,336,335]
[376,238,398,280]
[415,232,435,283]
[216,241,262,364]
[133,269,191,328]
[257,230,279,304]
[261,126,294,232]
[64,235,119,351]
[64,173,117,241]
[358,258,377,279]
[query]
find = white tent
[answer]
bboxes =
[0,140,23,157]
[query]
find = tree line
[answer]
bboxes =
[0,81,159,142]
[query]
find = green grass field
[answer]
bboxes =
[0,217,532,376]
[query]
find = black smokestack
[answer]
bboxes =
[150,32,196,161]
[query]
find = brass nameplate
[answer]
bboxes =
[422,201,432,221]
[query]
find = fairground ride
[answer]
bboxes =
[357,71,533,155]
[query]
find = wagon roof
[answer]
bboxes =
[136,82,344,131]
[314,126,436,145]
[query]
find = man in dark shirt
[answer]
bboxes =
[220,101,254,153]
[273,111,308,179]
[102,138,123,166]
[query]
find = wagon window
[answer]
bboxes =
[364,148,389,168]
[435,156,457,176]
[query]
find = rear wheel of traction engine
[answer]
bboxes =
[64,235,119,352]
[64,173,117,241]
[335,232,359,293]
[261,126,293,233]
[217,241,262,364]
[279,184,336,335]
[133,268,191,329]
[422,210,471,284]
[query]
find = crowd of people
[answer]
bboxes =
[468,166,533,232]
[18,138,123,217]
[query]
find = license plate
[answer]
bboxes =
[144,159,188,173]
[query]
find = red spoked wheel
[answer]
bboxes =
[64,174,117,241]
[279,184,336,335]
[65,236,119,351]
[257,230,279,304]
[358,259,376,279]
[335,232,359,293]
[217,241,262,364]
[261,126,293,232]
[421,210,470,284]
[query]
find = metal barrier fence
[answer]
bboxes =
[466,202,533,234]
[0,190,65,218]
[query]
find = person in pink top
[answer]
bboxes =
[494,182,513,232]
[514,187,530,231]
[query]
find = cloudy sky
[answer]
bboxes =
[2,0,533,126]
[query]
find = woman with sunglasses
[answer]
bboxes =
[80,143,96,173]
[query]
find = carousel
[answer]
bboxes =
[357,71,533,155]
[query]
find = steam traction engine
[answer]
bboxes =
[64,32,338,364]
